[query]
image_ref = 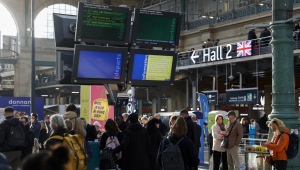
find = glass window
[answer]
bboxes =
[35,3,77,39]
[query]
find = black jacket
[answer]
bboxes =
[44,128,66,150]
[113,123,150,170]
[21,124,34,159]
[85,124,97,142]
[39,128,48,149]
[148,128,162,170]
[248,31,257,40]
[118,121,127,134]
[158,120,168,136]
[0,116,25,152]
[99,132,123,150]
[260,29,271,38]
[185,116,196,145]
[194,122,202,149]
[157,135,200,170]
[258,116,268,130]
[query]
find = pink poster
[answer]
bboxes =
[90,86,114,133]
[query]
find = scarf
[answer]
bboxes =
[218,123,226,131]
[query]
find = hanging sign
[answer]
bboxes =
[226,88,258,105]
[202,90,218,105]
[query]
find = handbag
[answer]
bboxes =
[265,155,273,167]
[220,121,237,149]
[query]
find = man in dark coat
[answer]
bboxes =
[20,117,34,160]
[258,114,268,133]
[247,29,257,56]
[80,117,97,142]
[192,117,202,155]
[116,115,127,133]
[0,107,25,170]
[154,113,168,135]
[259,28,271,38]
[180,109,196,145]
[113,113,150,170]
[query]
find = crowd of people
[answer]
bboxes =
[0,104,291,170]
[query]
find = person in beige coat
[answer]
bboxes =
[212,114,228,170]
[63,103,86,137]
[225,111,243,170]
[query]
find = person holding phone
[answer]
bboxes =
[212,114,228,170]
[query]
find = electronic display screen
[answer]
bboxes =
[77,51,123,79]
[75,3,132,45]
[128,49,177,86]
[132,54,173,81]
[132,9,182,48]
[136,15,177,44]
[72,45,128,85]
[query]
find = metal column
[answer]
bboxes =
[30,0,35,113]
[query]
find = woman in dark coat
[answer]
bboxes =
[39,121,48,150]
[113,113,151,170]
[157,117,199,170]
[146,118,162,170]
[99,119,123,168]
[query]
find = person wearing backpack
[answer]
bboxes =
[45,114,88,170]
[113,113,151,170]
[0,107,26,170]
[146,118,162,170]
[20,117,34,160]
[63,103,86,138]
[261,118,290,170]
[157,117,199,170]
[99,119,123,169]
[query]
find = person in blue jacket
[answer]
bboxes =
[30,113,41,140]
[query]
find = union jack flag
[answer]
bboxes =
[237,41,252,57]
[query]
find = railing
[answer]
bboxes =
[176,31,300,68]
[35,74,57,87]
[135,0,167,9]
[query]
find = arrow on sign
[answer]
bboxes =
[191,51,199,63]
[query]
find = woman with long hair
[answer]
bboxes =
[146,118,162,170]
[261,118,289,170]
[141,116,148,127]
[157,117,199,170]
[99,119,123,168]
[212,114,228,170]
[39,120,48,150]
[240,117,249,138]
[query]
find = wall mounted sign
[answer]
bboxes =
[201,90,218,105]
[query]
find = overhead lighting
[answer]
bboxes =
[202,15,207,18]
[55,88,59,90]
[41,95,48,97]
[259,3,264,6]
[72,92,79,94]
[209,16,214,19]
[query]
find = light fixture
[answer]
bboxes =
[72,92,79,94]
[41,95,48,97]
[202,15,207,18]
[228,64,235,81]
[209,16,214,19]
[259,3,264,6]
[56,88,59,90]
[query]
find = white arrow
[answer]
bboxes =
[191,51,199,63]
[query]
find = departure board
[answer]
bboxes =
[75,3,132,45]
[81,9,127,41]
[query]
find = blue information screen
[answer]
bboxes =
[77,51,123,79]
[131,54,173,81]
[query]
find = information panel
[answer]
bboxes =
[81,9,127,41]
[77,51,123,79]
[136,14,177,44]
[226,88,258,105]
[202,91,218,105]
[132,54,173,81]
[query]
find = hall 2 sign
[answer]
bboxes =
[191,44,234,63]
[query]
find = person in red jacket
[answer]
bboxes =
[261,118,289,170]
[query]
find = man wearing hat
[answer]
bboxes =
[225,110,243,170]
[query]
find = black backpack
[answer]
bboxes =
[161,137,185,170]
[99,148,117,169]
[207,133,213,146]
[7,122,26,148]
[279,132,299,159]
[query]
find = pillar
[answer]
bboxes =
[138,99,143,116]
[152,98,157,116]
[167,98,172,112]
[264,85,272,115]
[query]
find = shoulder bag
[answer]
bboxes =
[220,121,237,149]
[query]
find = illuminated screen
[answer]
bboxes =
[77,51,123,79]
[136,14,177,44]
[131,54,173,81]
[80,8,127,41]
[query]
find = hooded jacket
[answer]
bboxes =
[63,111,86,137]
[113,123,150,170]
[267,128,290,161]
[0,116,25,152]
